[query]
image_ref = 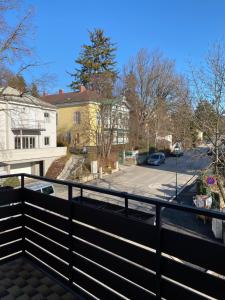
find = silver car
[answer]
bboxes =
[147,152,166,166]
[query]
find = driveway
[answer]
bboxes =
[90,147,210,201]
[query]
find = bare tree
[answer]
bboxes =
[123,49,186,150]
[191,41,225,202]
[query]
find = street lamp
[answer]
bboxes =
[174,143,180,201]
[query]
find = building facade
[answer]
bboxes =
[42,87,129,149]
[0,87,66,175]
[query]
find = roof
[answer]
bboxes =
[0,87,55,109]
[25,181,54,190]
[41,89,103,106]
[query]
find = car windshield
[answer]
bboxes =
[42,186,54,195]
[150,154,160,160]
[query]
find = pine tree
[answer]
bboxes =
[30,82,39,97]
[70,29,117,97]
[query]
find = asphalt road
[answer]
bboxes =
[51,147,210,212]
[89,147,210,200]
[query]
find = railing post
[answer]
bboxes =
[68,184,73,287]
[80,187,83,199]
[21,174,25,255]
[155,205,162,300]
[124,193,129,216]
[21,174,24,189]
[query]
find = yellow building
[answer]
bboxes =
[42,87,129,149]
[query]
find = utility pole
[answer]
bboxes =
[174,143,180,201]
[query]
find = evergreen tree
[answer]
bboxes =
[70,29,117,97]
[30,82,39,97]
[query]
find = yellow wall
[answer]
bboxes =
[57,103,98,147]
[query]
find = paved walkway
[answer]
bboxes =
[162,183,215,240]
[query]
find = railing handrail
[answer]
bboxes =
[1,173,225,221]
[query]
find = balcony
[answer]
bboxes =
[11,119,46,131]
[0,173,225,299]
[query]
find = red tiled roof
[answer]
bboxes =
[41,90,102,105]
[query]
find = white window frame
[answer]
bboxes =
[73,111,81,124]
[14,136,36,149]
[44,136,50,146]
[44,112,50,123]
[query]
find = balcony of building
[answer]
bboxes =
[0,173,224,299]
[11,119,46,131]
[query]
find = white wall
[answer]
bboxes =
[2,101,57,150]
[0,97,66,175]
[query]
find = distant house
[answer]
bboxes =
[0,87,66,175]
[42,87,129,149]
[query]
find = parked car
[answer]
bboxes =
[172,143,184,156]
[25,182,55,196]
[147,152,165,166]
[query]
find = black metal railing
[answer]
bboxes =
[0,173,225,299]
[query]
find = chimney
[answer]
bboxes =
[59,89,64,94]
[80,85,86,93]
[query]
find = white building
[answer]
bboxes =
[0,87,66,175]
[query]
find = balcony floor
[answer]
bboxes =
[0,258,80,300]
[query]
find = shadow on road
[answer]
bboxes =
[162,183,215,240]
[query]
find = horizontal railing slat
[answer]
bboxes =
[72,202,157,248]
[161,278,208,300]
[25,204,68,232]
[162,228,225,276]
[23,189,69,217]
[0,190,22,205]
[0,240,22,258]
[72,252,155,300]
[25,240,69,278]
[73,268,126,300]
[25,228,69,263]
[0,203,22,219]
[73,222,156,270]
[0,228,22,246]
[25,216,69,248]
[73,237,156,294]
[162,256,225,300]
[0,216,22,232]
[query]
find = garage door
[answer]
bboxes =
[10,163,32,175]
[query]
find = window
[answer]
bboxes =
[15,137,21,149]
[30,137,35,149]
[44,112,50,123]
[44,137,50,146]
[14,136,36,149]
[22,137,29,149]
[42,186,54,195]
[74,111,81,124]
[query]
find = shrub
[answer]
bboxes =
[3,177,20,187]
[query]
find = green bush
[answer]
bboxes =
[3,177,20,187]
[211,192,220,209]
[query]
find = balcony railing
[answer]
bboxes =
[0,173,225,299]
[11,119,46,130]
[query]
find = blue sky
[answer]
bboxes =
[22,0,225,93]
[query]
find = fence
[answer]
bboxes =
[0,173,225,299]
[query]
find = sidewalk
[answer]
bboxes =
[162,183,215,241]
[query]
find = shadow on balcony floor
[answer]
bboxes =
[0,258,79,300]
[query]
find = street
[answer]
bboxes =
[53,147,210,209]
[89,147,210,200]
